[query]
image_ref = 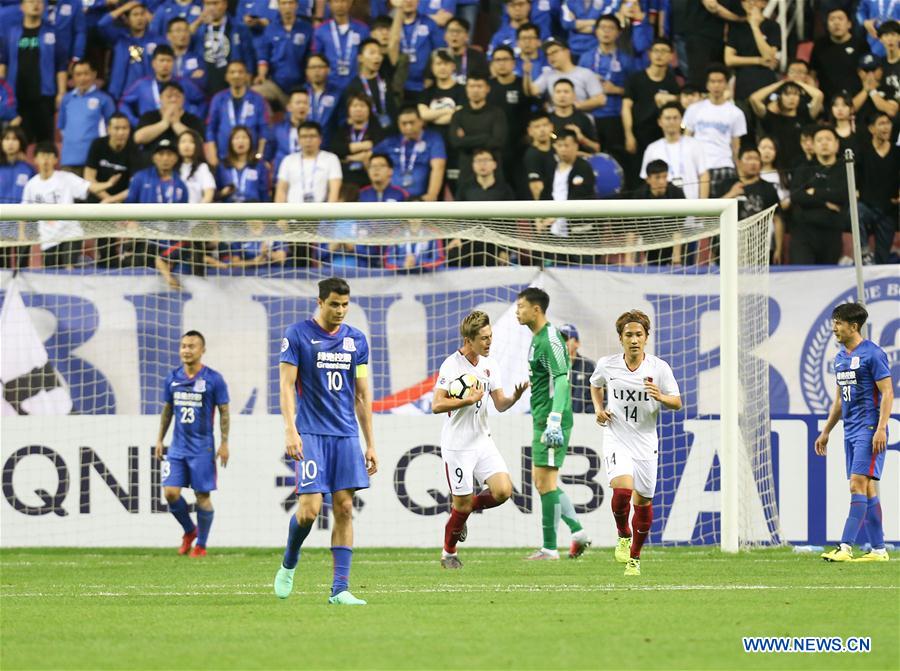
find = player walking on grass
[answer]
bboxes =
[816,302,893,563]
[274,277,378,605]
[589,310,681,577]
[155,330,230,558]
[516,288,591,560]
[433,311,529,569]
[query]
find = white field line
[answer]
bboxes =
[2,584,897,598]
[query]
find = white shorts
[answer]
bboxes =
[603,440,658,499]
[442,440,509,496]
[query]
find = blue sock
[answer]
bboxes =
[331,546,353,597]
[168,497,195,534]
[840,494,868,546]
[865,497,885,550]
[196,508,214,548]
[282,515,312,570]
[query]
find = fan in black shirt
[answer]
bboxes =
[750,80,824,169]
[851,54,900,128]
[332,94,387,187]
[549,78,600,155]
[720,145,783,263]
[857,113,900,263]
[810,8,870,102]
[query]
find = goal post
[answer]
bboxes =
[0,199,777,552]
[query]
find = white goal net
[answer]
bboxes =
[0,200,780,550]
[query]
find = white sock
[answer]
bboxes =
[872,548,887,556]
[541,548,560,556]
[442,550,457,559]
[572,529,588,542]
[840,543,852,554]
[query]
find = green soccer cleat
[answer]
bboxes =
[615,537,632,563]
[273,566,295,599]
[852,551,889,562]
[328,590,367,605]
[821,546,854,562]
[624,558,641,576]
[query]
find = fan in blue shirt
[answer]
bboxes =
[98,2,163,100]
[256,0,314,95]
[304,54,343,147]
[118,45,207,125]
[126,140,190,203]
[576,15,642,120]
[149,0,202,36]
[816,302,894,563]
[205,61,270,163]
[273,277,378,606]
[215,125,271,202]
[267,89,309,173]
[560,0,618,60]
[373,107,446,199]
[313,0,369,92]
[387,0,445,94]
[156,330,230,557]
[58,63,117,167]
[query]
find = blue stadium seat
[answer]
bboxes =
[587,153,624,198]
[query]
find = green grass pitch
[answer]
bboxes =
[1,546,898,670]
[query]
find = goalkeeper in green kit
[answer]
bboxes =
[516,287,591,560]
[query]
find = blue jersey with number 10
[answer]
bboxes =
[280,319,369,437]
[163,365,229,457]
[834,340,891,438]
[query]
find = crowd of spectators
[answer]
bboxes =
[0,0,898,276]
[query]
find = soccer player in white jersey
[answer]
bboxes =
[589,310,681,576]
[433,310,529,568]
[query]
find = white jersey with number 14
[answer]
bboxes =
[589,354,680,461]
[435,351,502,452]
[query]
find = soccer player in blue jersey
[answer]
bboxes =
[816,303,894,562]
[155,331,230,557]
[274,277,378,605]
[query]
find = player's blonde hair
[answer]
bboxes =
[615,310,651,336]
[461,310,491,341]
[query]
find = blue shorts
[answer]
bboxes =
[844,432,885,480]
[295,434,369,495]
[162,453,217,492]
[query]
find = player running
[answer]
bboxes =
[816,302,893,563]
[516,288,591,560]
[273,277,378,604]
[589,310,681,577]
[155,330,230,557]
[434,311,529,569]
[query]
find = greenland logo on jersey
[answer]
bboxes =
[800,277,900,413]
[193,378,206,393]
[280,337,289,353]
[343,337,356,352]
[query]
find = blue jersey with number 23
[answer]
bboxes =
[164,365,229,457]
[280,319,369,437]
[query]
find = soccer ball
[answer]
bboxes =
[448,374,479,399]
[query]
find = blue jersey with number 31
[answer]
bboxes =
[280,319,369,437]
[834,340,891,438]
[164,366,229,457]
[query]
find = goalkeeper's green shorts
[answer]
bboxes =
[531,425,572,468]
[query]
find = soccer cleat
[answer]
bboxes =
[273,566,295,599]
[852,551,889,562]
[624,558,641,576]
[568,531,592,559]
[328,590,367,605]
[821,546,854,562]
[178,528,197,555]
[441,554,463,569]
[525,548,560,561]
[189,545,206,558]
[458,522,467,543]
[615,537,632,563]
